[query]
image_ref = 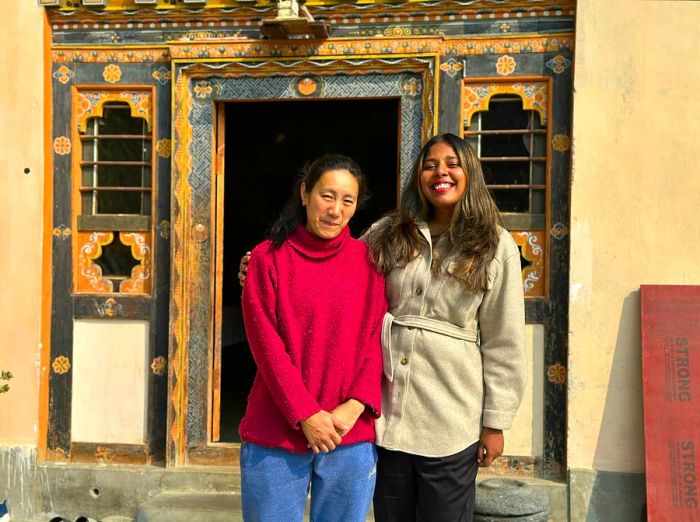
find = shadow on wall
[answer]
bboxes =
[586,290,647,522]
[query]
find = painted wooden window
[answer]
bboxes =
[72,88,154,295]
[80,103,152,217]
[463,81,549,297]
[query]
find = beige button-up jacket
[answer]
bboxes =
[373,222,526,457]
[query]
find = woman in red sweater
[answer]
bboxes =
[239,155,387,522]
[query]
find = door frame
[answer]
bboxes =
[168,57,437,466]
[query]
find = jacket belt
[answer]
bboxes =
[381,312,478,381]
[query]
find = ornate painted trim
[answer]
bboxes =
[119,232,153,295]
[463,80,548,127]
[512,231,545,297]
[76,89,153,132]
[53,49,169,63]
[50,35,575,63]
[76,231,115,293]
[43,0,576,18]
[168,57,433,462]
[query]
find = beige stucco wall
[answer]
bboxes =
[507,324,544,457]
[569,0,700,473]
[72,320,150,444]
[0,2,46,444]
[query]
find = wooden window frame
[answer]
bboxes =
[461,76,552,298]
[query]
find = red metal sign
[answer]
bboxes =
[641,285,700,522]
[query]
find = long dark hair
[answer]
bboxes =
[366,133,501,292]
[270,154,369,247]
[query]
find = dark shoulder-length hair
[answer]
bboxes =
[269,154,370,247]
[366,133,501,292]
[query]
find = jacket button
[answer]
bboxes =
[415,288,423,296]
[400,357,408,365]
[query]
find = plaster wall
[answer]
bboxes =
[570,0,700,473]
[71,320,150,444]
[0,1,46,444]
[506,324,544,458]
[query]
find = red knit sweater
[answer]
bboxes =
[239,224,387,453]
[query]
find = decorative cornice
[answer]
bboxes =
[51,34,574,62]
[44,0,576,21]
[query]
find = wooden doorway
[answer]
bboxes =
[169,61,434,466]
[213,98,401,443]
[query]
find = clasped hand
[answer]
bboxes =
[300,399,365,454]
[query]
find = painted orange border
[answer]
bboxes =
[38,9,53,462]
[70,84,157,295]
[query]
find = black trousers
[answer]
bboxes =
[373,442,479,522]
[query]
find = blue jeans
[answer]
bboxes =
[241,442,377,522]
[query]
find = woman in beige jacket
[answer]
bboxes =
[365,133,526,522]
[239,134,525,521]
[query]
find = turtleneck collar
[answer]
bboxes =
[286,223,350,259]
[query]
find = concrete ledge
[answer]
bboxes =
[35,464,240,521]
[136,492,243,522]
[569,468,646,522]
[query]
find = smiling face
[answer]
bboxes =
[419,141,468,221]
[301,169,359,239]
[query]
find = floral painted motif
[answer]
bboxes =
[152,67,172,85]
[439,59,463,78]
[53,65,75,85]
[546,55,572,74]
[159,220,171,240]
[53,447,68,461]
[401,78,422,97]
[52,356,71,375]
[53,225,72,240]
[53,136,71,156]
[551,223,569,240]
[156,139,172,158]
[151,356,167,376]
[552,134,571,152]
[95,446,113,463]
[102,64,122,84]
[496,55,516,76]
[547,363,567,385]
[193,80,213,99]
[97,297,122,318]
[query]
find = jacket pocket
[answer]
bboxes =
[381,312,395,382]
